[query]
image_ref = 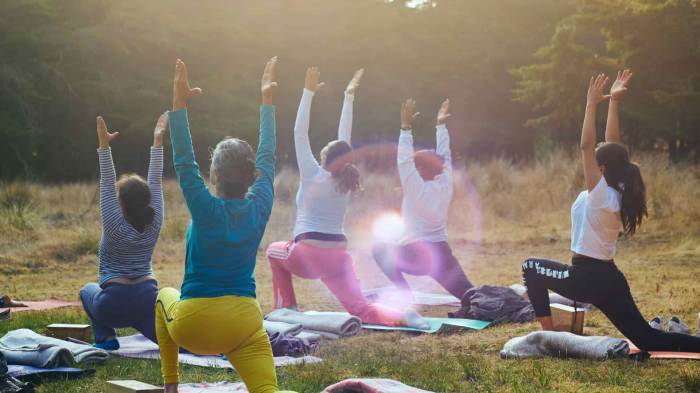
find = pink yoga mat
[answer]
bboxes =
[1,300,81,313]
[627,340,700,360]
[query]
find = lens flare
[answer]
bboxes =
[372,212,405,243]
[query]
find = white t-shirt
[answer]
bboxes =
[398,126,453,244]
[292,89,354,238]
[570,176,623,260]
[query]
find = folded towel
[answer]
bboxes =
[500,331,629,360]
[265,309,362,339]
[0,329,109,368]
[323,378,436,393]
[263,321,303,338]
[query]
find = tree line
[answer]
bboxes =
[1,0,698,181]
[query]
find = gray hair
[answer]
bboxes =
[210,137,257,198]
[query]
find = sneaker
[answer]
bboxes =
[668,316,691,334]
[649,316,664,331]
[93,338,120,351]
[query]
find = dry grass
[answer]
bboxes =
[1,151,700,392]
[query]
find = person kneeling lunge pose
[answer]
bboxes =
[79,113,167,350]
[372,99,474,302]
[522,70,700,352]
[156,58,293,393]
[266,67,427,328]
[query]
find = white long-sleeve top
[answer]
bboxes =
[398,125,453,244]
[292,88,355,238]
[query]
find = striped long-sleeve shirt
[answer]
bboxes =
[97,146,164,285]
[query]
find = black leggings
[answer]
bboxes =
[522,256,700,352]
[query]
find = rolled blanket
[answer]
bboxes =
[265,309,362,339]
[263,321,304,339]
[0,329,109,368]
[500,331,629,360]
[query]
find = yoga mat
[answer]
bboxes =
[363,317,491,334]
[627,340,700,360]
[113,334,322,368]
[1,300,81,313]
[323,378,436,393]
[7,364,94,379]
[180,382,248,392]
[363,287,460,307]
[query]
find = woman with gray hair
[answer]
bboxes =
[155,58,294,393]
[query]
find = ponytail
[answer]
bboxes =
[595,143,647,236]
[619,162,647,236]
[332,163,361,193]
[322,140,361,194]
[125,205,155,233]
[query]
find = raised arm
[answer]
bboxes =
[168,59,216,222]
[148,112,167,226]
[96,116,122,235]
[581,74,609,191]
[605,69,632,144]
[397,99,424,189]
[294,67,324,178]
[247,57,278,220]
[337,69,363,143]
[435,99,453,179]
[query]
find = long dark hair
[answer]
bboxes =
[323,140,360,193]
[117,174,155,233]
[595,142,647,235]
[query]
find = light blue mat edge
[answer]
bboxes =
[302,311,490,333]
[363,317,491,333]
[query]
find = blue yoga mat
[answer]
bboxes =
[8,364,93,378]
[363,317,491,333]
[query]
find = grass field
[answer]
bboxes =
[1,151,700,392]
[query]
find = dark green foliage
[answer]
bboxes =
[513,0,700,162]
[1,0,698,181]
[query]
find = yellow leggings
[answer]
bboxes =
[155,288,280,393]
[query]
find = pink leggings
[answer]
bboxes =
[266,241,406,326]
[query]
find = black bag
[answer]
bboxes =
[0,352,34,393]
[448,285,536,323]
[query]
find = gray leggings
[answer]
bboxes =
[372,241,473,300]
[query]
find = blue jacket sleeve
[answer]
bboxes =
[168,108,217,223]
[246,105,276,221]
